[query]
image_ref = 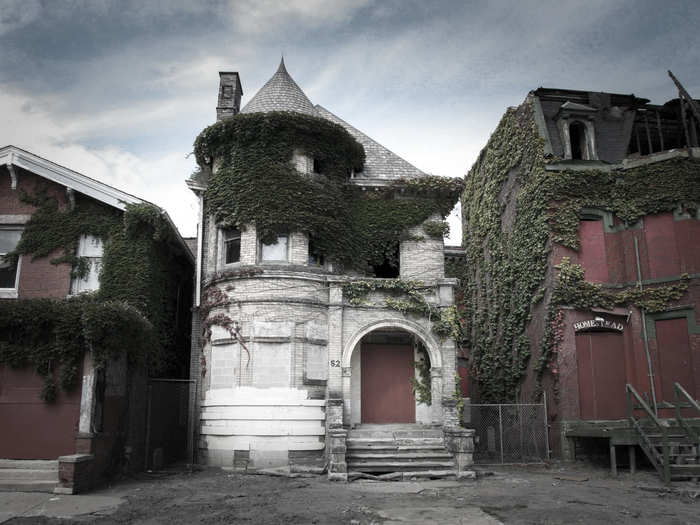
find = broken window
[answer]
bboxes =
[261,234,288,262]
[371,243,400,278]
[308,239,324,266]
[569,121,587,160]
[223,228,241,264]
[0,228,21,294]
[71,235,103,294]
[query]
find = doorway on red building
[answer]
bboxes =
[654,316,697,416]
[360,330,416,424]
[575,332,627,420]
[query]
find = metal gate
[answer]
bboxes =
[463,400,549,464]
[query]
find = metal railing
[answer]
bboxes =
[463,401,549,464]
[626,383,670,484]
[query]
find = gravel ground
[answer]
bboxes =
[4,462,699,524]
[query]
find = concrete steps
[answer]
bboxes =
[347,425,456,479]
[0,459,59,493]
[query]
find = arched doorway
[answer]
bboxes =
[348,329,433,425]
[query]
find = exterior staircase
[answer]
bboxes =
[346,424,457,480]
[627,383,700,483]
[0,459,59,492]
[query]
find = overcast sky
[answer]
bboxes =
[2,0,699,241]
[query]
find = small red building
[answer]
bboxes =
[0,146,194,492]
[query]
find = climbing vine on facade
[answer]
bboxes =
[193,112,463,272]
[0,192,192,400]
[461,97,699,402]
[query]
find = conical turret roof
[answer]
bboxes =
[241,58,318,116]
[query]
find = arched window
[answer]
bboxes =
[569,121,587,160]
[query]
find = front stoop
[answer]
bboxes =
[0,459,59,493]
[345,425,474,480]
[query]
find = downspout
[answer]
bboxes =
[634,235,658,415]
[195,191,204,307]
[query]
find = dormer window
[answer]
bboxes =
[569,121,588,160]
[556,101,598,161]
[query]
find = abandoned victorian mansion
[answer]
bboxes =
[187,60,472,478]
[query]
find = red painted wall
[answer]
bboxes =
[578,220,609,282]
[645,214,681,279]
[1,168,72,298]
[0,366,81,459]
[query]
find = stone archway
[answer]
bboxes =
[341,319,444,426]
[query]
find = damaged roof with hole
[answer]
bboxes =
[240,59,427,181]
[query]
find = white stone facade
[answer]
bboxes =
[194,211,458,468]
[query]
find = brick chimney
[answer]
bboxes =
[216,72,243,121]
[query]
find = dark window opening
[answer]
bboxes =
[371,244,400,278]
[308,239,325,266]
[313,158,322,174]
[570,121,587,160]
[224,228,241,264]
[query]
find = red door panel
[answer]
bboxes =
[0,366,81,459]
[361,344,415,424]
[575,333,627,420]
[655,318,695,402]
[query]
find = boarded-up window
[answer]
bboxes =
[304,344,328,383]
[578,219,608,283]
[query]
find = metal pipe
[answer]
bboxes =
[634,236,658,415]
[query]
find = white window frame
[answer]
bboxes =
[0,227,23,299]
[259,234,289,263]
[70,234,104,295]
[219,227,242,268]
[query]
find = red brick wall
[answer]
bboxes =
[1,168,72,298]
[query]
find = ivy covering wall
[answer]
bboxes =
[0,191,193,400]
[461,97,699,402]
[193,111,463,272]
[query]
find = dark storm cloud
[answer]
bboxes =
[1,0,699,237]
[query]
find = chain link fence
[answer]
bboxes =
[462,401,549,464]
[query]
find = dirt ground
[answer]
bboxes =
[6,462,700,525]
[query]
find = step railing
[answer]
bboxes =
[626,383,670,484]
[674,382,700,444]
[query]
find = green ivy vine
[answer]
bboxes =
[193,111,463,272]
[461,97,699,402]
[0,191,192,400]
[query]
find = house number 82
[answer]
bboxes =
[329,360,341,367]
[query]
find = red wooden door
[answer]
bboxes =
[655,318,696,402]
[0,366,81,459]
[361,344,415,423]
[575,333,627,420]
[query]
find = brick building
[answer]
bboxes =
[188,60,473,479]
[460,83,700,478]
[0,146,194,492]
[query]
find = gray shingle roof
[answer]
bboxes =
[241,59,318,116]
[315,105,426,180]
[241,60,427,180]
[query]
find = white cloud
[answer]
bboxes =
[0,86,198,236]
